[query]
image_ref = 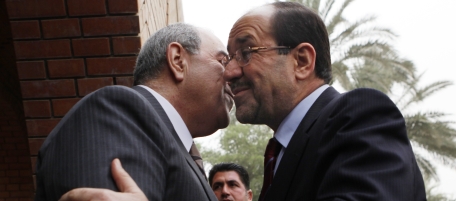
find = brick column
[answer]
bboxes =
[1,1,35,200]
[1,0,183,199]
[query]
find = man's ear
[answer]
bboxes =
[247,189,253,201]
[293,43,316,80]
[166,42,188,82]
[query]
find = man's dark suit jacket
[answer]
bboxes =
[34,85,217,201]
[265,87,426,201]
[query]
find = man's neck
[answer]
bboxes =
[268,79,326,131]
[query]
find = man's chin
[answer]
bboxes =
[214,109,231,129]
[234,105,252,123]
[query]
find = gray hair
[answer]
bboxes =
[133,23,201,85]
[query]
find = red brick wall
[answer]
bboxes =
[2,0,142,199]
[1,0,184,199]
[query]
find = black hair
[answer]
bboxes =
[209,163,250,189]
[271,2,332,84]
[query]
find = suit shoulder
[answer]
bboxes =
[82,85,147,103]
[323,87,403,123]
[344,87,388,97]
[89,85,139,96]
[63,85,153,122]
[341,88,395,105]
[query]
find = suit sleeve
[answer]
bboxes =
[314,88,424,201]
[34,86,170,201]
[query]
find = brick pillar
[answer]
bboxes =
[1,1,35,200]
[1,0,183,200]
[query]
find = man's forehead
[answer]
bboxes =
[227,35,253,51]
[214,170,242,181]
[227,21,269,52]
[227,5,275,51]
[198,28,228,55]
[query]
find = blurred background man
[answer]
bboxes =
[209,163,253,201]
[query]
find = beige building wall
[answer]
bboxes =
[138,0,184,45]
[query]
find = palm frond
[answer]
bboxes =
[331,61,353,89]
[398,73,452,110]
[330,17,397,50]
[406,112,456,163]
[325,0,354,36]
[414,151,439,182]
[302,0,321,11]
[319,0,335,21]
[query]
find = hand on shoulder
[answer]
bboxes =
[59,159,147,201]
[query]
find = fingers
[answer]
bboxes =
[59,188,113,201]
[111,158,144,195]
[59,187,148,201]
[59,159,148,201]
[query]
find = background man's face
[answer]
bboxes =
[211,171,253,201]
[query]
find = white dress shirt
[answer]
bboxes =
[139,85,193,152]
[274,84,330,173]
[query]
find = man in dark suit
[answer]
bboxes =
[34,23,233,201]
[60,2,427,201]
[223,2,426,200]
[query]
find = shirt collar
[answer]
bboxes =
[275,84,330,148]
[138,85,193,152]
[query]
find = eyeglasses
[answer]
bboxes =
[221,46,291,67]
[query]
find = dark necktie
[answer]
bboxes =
[189,141,207,180]
[259,137,282,201]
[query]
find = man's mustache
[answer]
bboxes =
[229,80,252,93]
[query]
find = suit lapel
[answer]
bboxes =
[132,86,216,200]
[266,87,340,201]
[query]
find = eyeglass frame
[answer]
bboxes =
[220,46,291,67]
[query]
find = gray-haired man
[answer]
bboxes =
[35,23,233,201]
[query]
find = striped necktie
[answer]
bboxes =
[189,141,207,180]
[259,137,282,201]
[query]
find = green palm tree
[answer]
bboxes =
[295,0,415,92]
[288,0,456,187]
[401,75,456,180]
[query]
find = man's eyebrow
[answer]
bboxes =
[211,181,223,187]
[227,180,240,184]
[227,36,252,51]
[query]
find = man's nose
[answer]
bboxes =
[221,184,230,194]
[223,60,243,82]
